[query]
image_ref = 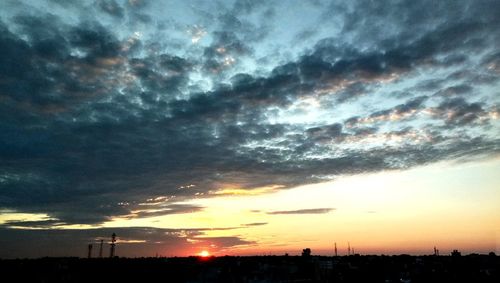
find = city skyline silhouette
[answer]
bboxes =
[1,0,499,261]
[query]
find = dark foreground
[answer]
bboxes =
[1,254,498,282]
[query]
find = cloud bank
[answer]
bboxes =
[0,1,499,253]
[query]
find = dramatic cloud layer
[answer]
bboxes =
[0,0,499,256]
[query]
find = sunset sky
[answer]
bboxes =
[0,0,499,258]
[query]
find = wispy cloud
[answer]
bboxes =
[129,204,205,219]
[267,208,335,215]
[241,222,268,227]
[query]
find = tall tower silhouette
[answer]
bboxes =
[347,242,351,256]
[99,239,103,258]
[87,244,93,258]
[109,233,116,258]
[334,242,338,256]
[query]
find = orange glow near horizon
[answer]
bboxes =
[198,250,210,257]
[97,157,500,256]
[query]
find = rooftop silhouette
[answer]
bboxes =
[1,252,498,283]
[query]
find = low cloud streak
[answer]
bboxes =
[267,208,335,215]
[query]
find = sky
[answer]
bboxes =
[0,0,499,258]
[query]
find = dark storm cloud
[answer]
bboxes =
[97,0,125,18]
[345,96,428,127]
[435,85,473,96]
[201,30,253,74]
[214,1,274,44]
[3,219,66,229]
[292,28,319,44]
[231,0,267,15]
[0,0,499,231]
[380,136,499,169]
[68,22,122,58]
[393,96,429,113]
[306,123,343,143]
[267,208,335,215]
[48,0,77,7]
[308,21,491,86]
[0,16,125,116]
[128,55,192,93]
[434,98,487,125]
[321,0,500,49]
[0,227,254,258]
[229,13,494,105]
[414,79,445,93]
[126,0,150,9]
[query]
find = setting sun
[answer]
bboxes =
[0,0,499,267]
[199,250,210,257]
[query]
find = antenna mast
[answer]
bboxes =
[109,233,116,258]
[99,239,103,258]
[87,244,93,259]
